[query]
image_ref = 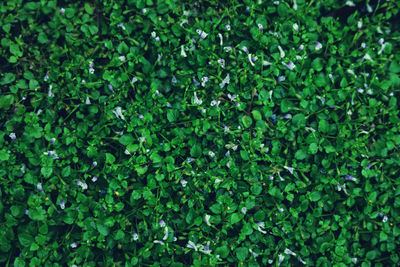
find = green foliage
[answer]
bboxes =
[1,0,400,266]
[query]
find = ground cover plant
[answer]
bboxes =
[1,0,400,266]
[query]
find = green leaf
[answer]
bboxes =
[210,203,222,214]
[0,150,10,161]
[89,25,98,35]
[215,246,229,258]
[311,58,324,72]
[0,95,15,109]
[310,191,321,202]
[84,3,94,14]
[18,233,33,247]
[250,185,262,195]
[29,242,39,251]
[106,153,115,164]
[242,223,253,235]
[252,110,262,121]
[389,61,400,73]
[318,119,329,133]
[240,150,249,161]
[230,213,241,225]
[167,109,179,122]
[235,247,249,262]
[119,134,134,146]
[190,144,202,157]
[292,113,306,127]
[41,167,53,178]
[295,149,307,160]
[10,44,22,56]
[309,143,318,154]
[62,166,71,177]
[38,32,49,44]
[115,230,125,240]
[97,224,110,236]
[242,115,253,128]
[14,257,26,267]
[29,207,46,221]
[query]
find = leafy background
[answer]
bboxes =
[1,0,400,266]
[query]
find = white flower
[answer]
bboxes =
[199,242,212,255]
[163,227,169,240]
[256,222,266,234]
[119,56,126,62]
[315,42,323,51]
[201,76,209,87]
[284,166,294,174]
[196,29,208,39]
[248,54,255,66]
[139,137,146,142]
[132,233,139,240]
[241,207,247,214]
[347,69,356,76]
[223,46,232,52]
[219,74,230,88]
[242,46,248,53]
[382,215,388,223]
[299,44,304,51]
[278,46,285,58]
[180,179,187,187]
[367,3,373,12]
[298,257,306,264]
[378,43,387,55]
[155,37,160,42]
[284,248,296,256]
[9,132,16,140]
[218,33,223,46]
[227,94,236,101]
[209,151,216,158]
[337,184,342,191]
[225,24,231,31]
[293,23,299,31]
[180,45,187,57]
[352,258,357,264]
[89,67,95,74]
[70,242,77,248]
[361,42,367,49]
[205,214,211,226]
[85,97,91,104]
[215,178,223,183]
[346,1,355,7]
[153,240,165,245]
[210,100,220,107]
[258,23,263,31]
[117,23,126,30]
[357,21,363,29]
[48,85,54,97]
[277,172,285,181]
[179,19,188,26]
[278,254,285,265]
[293,0,298,10]
[187,240,200,251]
[249,248,259,258]
[263,60,272,66]
[112,106,125,120]
[283,61,295,70]
[60,201,65,210]
[151,31,156,38]
[217,59,225,68]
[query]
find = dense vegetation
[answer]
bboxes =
[1,0,400,266]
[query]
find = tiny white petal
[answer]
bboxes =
[278,46,285,58]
